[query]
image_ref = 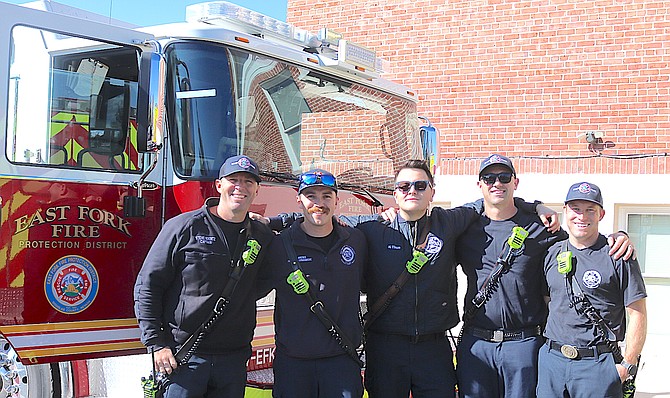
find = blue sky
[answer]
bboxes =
[6,0,287,25]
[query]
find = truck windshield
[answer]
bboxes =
[166,41,418,191]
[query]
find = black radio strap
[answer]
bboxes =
[174,216,254,365]
[364,217,432,329]
[280,230,364,367]
[462,225,529,324]
[562,240,622,361]
[559,241,639,397]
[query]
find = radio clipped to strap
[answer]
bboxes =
[557,250,573,274]
[406,250,429,274]
[508,226,529,250]
[287,269,309,294]
[242,239,261,265]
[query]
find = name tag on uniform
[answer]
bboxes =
[298,255,312,262]
[387,244,401,250]
[196,236,216,245]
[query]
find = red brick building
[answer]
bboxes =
[288,0,669,392]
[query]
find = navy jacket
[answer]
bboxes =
[260,220,367,359]
[346,206,480,336]
[134,197,273,354]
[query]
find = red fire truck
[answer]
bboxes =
[0,1,434,395]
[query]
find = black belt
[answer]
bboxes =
[465,325,542,343]
[407,332,445,344]
[548,340,612,359]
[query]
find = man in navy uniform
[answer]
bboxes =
[134,155,273,398]
[538,182,647,397]
[260,169,367,398]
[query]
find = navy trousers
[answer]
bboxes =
[456,332,543,398]
[272,351,363,398]
[163,347,250,398]
[537,342,623,398]
[364,331,457,398]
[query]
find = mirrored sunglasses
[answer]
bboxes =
[480,172,514,185]
[300,172,337,187]
[394,180,432,193]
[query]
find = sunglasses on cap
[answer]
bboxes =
[480,172,514,185]
[300,172,337,187]
[394,180,432,193]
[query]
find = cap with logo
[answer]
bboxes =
[565,182,603,207]
[219,155,261,182]
[298,169,338,194]
[479,154,516,176]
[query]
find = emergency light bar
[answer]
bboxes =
[185,1,380,77]
[186,1,316,47]
[338,40,376,70]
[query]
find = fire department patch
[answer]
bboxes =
[424,234,443,255]
[582,270,602,289]
[340,245,355,266]
[45,255,99,314]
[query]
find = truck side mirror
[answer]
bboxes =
[136,51,164,153]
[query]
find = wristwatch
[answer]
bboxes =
[620,360,638,377]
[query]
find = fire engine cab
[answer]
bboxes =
[0,1,432,396]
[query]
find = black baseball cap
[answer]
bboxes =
[298,169,338,194]
[479,154,516,176]
[219,155,261,182]
[565,182,603,207]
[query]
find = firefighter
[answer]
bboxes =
[133,155,273,398]
[537,182,647,397]
[455,154,635,398]
[258,169,367,398]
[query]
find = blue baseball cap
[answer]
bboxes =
[479,154,516,176]
[298,169,338,194]
[565,182,603,207]
[219,155,261,182]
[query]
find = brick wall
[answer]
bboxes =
[288,0,670,175]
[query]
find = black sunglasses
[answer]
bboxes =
[300,172,336,187]
[480,172,514,185]
[394,180,432,193]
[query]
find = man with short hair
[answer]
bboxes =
[260,169,367,398]
[358,159,479,398]
[538,182,647,398]
[456,154,634,398]
[134,155,273,398]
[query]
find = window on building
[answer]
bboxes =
[617,205,670,278]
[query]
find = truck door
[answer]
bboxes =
[0,0,160,378]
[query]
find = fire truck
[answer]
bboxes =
[0,0,434,396]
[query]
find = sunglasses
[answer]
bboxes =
[300,172,337,187]
[394,180,432,193]
[480,172,514,185]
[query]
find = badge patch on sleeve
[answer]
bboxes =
[340,245,356,266]
[424,234,443,255]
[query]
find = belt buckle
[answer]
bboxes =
[492,330,504,343]
[560,344,579,359]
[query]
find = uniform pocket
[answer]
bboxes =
[182,251,227,295]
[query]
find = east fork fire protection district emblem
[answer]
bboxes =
[45,255,99,314]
